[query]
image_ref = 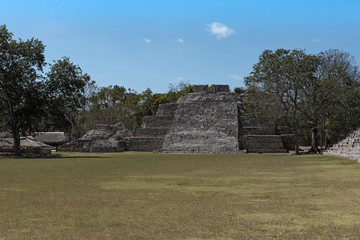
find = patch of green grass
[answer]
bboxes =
[1,152,360,239]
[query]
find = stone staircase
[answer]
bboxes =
[323,129,360,162]
[127,103,177,152]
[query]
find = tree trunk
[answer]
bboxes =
[324,130,328,149]
[12,130,21,156]
[309,126,320,153]
[319,123,323,151]
[7,97,21,156]
[294,130,300,155]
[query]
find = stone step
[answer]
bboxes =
[127,137,164,152]
[135,127,170,137]
[156,103,178,116]
[141,115,174,128]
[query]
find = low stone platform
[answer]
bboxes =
[127,137,165,152]
[239,133,294,153]
[239,135,284,151]
[0,137,53,156]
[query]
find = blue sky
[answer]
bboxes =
[1,0,360,93]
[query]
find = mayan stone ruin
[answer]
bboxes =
[32,132,70,147]
[0,136,53,156]
[56,84,295,153]
[130,84,294,153]
[162,85,241,153]
[323,129,360,162]
[59,122,130,152]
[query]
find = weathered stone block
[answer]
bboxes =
[162,131,239,153]
[135,128,170,137]
[141,116,174,128]
[156,103,178,116]
[193,85,209,92]
[212,85,230,93]
[128,137,164,152]
[239,135,284,150]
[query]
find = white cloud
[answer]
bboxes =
[207,22,235,39]
[312,38,322,43]
[143,38,151,43]
[229,74,243,80]
[176,38,184,43]
[176,77,188,81]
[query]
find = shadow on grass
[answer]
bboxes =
[0,153,110,159]
[51,154,110,159]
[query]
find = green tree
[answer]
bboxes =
[242,85,284,127]
[139,88,168,116]
[46,57,91,138]
[0,25,46,155]
[87,85,142,130]
[245,49,319,154]
[167,81,193,103]
[313,50,360,148]
[90,85,127,124]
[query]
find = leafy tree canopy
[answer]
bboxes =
[0,24,46,155]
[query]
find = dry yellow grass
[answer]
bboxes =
[1,152,360,239]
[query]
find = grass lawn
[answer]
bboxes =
[1,152,360,239]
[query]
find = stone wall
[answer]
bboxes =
[239,135,286,153]
[238,125,295,153]
[323,129,360,162]
[162,85,242,153]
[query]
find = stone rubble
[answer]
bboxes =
[59,122,130,152]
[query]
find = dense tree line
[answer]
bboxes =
[1,25,360,155]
